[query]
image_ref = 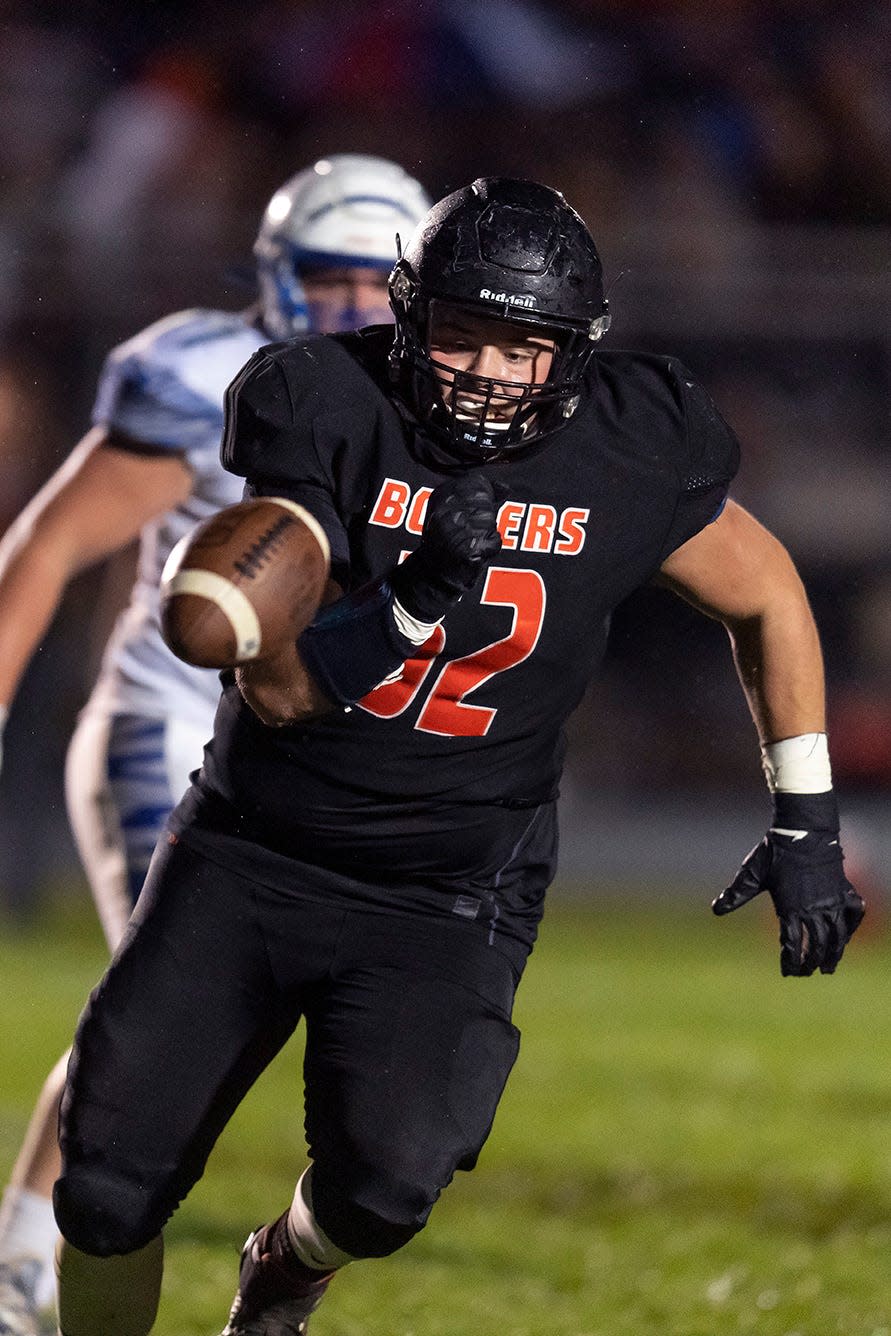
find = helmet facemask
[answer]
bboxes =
[390,276,609,459]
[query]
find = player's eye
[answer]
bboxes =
[432,339,470,353]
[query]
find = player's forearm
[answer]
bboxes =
[725,587,826,745]
[235,642,335,726]
[0,528,79,707]
[658,501,827,747]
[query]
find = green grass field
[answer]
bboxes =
[2,886,890,1336]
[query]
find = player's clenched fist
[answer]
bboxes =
[391,472,504,622]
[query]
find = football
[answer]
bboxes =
[159,497,330,668]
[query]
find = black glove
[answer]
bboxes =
[390,472,504,623]
[712,791,865,976]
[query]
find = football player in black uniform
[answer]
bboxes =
[52,179,864,1336]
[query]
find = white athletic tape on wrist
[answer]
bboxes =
[392,596,442,646]
[761,732,832,794]
[162,569,263,659]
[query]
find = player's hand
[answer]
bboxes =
[391,472,504,622]
[712,793,865,976]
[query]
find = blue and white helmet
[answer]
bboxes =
[254,154,431,339]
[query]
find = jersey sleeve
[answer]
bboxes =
[91,310,264,458]
[656,367,741,561]
[93,341,220,454]
[221,344,351,585]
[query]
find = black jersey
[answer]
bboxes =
[174,327,738,902]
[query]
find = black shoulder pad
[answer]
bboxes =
[655,362,742,561]
[675,365,741,494]
[221,344,294,478]
[221,337,346,482]
[222,332,396,490]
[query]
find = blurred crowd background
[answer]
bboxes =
[1,0,888,917]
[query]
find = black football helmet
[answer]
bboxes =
[388,177,610,457]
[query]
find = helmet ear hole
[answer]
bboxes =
[589,303,611,342]
[389,266,413,307]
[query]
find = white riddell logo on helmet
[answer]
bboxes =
[479,288,537,308]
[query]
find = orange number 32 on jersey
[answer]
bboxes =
[359,568,546,738]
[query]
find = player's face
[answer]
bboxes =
[427,304,556,430]
[301,266,392,334]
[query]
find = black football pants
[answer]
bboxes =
[54,834,528,1259]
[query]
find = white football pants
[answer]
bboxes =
[64,711,210,949]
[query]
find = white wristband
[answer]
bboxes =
[392,596,442,647]
[761,732,832,794]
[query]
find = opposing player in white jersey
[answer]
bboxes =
[0,153,430,1336]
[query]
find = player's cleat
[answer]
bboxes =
[0,1258,44,1336]
[220,1213,334,1335]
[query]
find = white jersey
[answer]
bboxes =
[83,308,266,723]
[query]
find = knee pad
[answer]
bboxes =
[309,1166,432,1260]
[53,1165,166,1258]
